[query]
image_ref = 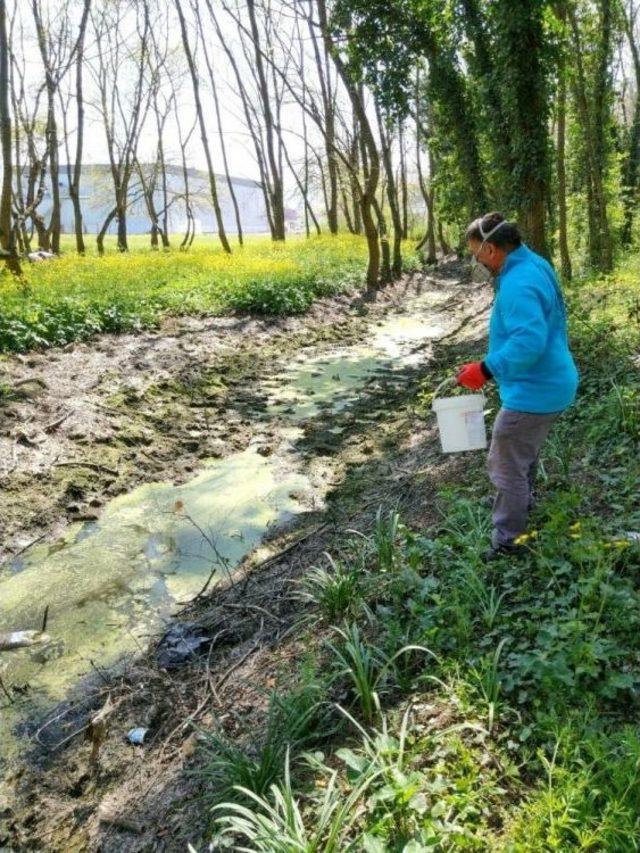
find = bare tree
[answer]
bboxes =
[0,0,20,272]
[243,0,286,239]
[306,5,338,233]
[32,0,89,253]
[174,0,231,253]
[375,102,403,276]
[57,0,91,254]
[192,0,243,244]
[206,0,276,237]
[91,0,153,253]
[315,0,380,290]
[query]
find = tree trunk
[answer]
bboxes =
[415,109,437,264]
[567,2,613,271]
[116,200,128,252]
[375,103,403,276]
[175,0,231,253]
[32,0,62,254]
[194,1,243,246]
[308,20,338,234]
[438,220,451,256]
[70,0,91,254]
[316,0,380,290]
[283,141,321,234]
[246,0,285,240]
[349,128,362,234]
[621,2,640,246]
[556,32,572,280]
[0,0,20,274]
[399,122,409,239]
[97,206,117,255]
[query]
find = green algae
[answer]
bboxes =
[0,442,309,765]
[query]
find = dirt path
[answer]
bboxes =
[0,262,492,849]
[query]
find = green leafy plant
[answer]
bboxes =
[196,683,326,804]
[327,622,436,725]
[209,748,382,852]
[299,553,364,622]
[373,505,401,572]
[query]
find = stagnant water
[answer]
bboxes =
[0,288,451,769]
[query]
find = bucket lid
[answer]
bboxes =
[432,393,485,412]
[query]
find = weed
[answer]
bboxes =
[327,622,435,725]
[196,682,326,804]
[210,748,382,852]
[299,553,364,622]
[373,505,401,572]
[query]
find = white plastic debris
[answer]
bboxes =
[126,727,148,745]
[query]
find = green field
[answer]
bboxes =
[0,235,418,354]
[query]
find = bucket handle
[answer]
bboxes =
[431,376,486,407]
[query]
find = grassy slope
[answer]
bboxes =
[0,235,418,353]
[197,254,640,851]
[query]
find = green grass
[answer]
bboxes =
[0,234,420,353]
[198,251,640,850]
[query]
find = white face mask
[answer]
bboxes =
[470,253,493,283]
[469,218,507,283]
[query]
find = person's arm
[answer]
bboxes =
[483,280,549,381]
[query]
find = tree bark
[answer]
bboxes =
[375,102,403,276]
[32,0,62,254]
[194,0,243,245]
[175,0,231,252]
[567,2,613,271]
[316,0,380,291]
[415,104,437,264]
[69,0,91,254]
[0,0,20,274]
[96,206,117,255]
[555,12,572,281]
[621,1,640,246]
[308,17,338,233]
[245,0,285,240]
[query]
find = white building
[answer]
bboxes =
[26,164,280,236]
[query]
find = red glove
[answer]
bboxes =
[456,361,491,390]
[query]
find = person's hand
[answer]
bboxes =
[456,361,491,390]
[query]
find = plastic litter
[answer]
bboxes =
[127,727,148,745]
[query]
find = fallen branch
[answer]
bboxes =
[44,411,72,433]
[53,461,119,476]
[13,377,48,390]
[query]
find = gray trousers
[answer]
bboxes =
[488,408,560,547]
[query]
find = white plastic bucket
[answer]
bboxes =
[432,378,487,453]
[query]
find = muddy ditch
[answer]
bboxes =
[0,262,492,849]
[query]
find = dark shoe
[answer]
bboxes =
[483,543,527,562]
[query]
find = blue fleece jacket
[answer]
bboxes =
[483,244,579,414]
